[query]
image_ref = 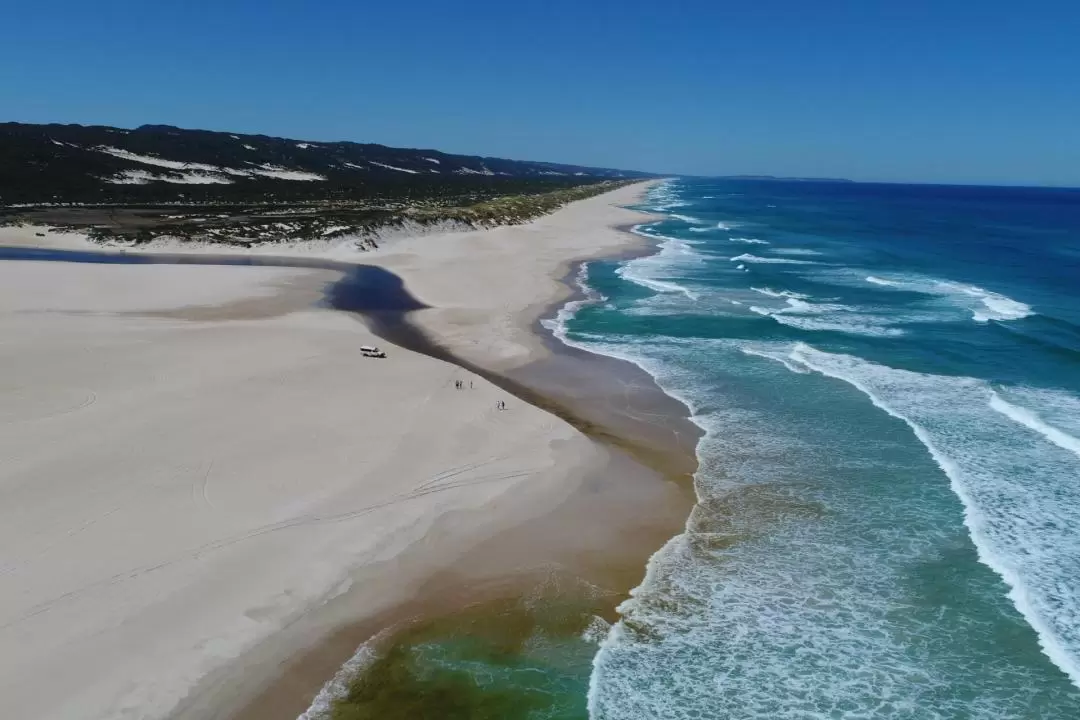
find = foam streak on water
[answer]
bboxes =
[617,224,703,301]
[541,261,606,344]
[784,344,1080,687]
[858,274,1035,323]
[584,336,1077,719]
[297,630,392,720]
[731,252,818,265]
[988,389,1080,460]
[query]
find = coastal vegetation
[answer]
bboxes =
[419,182,634,227]
[0,121,648,248]
[1,180,637,249]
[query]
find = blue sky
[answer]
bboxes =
[2,1,1078,185]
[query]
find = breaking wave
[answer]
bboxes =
[731,253,818,265]
[779,345,1080,688]
[862,274,1034,322]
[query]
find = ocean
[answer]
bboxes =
[7,180,1079,719]
[556,179,1080,718]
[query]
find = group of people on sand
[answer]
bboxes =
[453,378,507,410]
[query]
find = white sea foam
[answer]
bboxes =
[669,214,704,225]
[731,253,818,265]
[681,222,734,234]
[866,275,903,287]
[617,262,698,301]
[773,345,1080,689]
[860,273,1034,323]
[540,262,607,342]
[582,616,613,645]
[739,345,811,373]
[629,223,669,239]
[729,237,769,245]
[587,337,993,719]
[772,315,905,336]
[615,226,704,301]
[748,298,822,315]
[771,247,822,256]
[543,221,711,354]
[583,333,1080,718]
[939,282,1034,322]
[646,180,689,211]
[751,286,810,300]
[297,629,393,720]
[748,298,905,337]
[989,388,1080,460]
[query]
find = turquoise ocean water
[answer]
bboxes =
[551,179,1080,719]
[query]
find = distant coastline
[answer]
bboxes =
[713,174,857,182]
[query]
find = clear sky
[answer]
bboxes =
[2,1,1078,185]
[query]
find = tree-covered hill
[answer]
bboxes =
[0,122,653,205]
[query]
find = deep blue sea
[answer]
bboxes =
[550,178,1080,718]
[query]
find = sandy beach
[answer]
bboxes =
[0,183,687,720]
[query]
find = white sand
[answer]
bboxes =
[362,183,658,370]
[0,224,94,250]
[0,183,658,720]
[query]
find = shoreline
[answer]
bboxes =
[228,181,702,720]
[218,182,704,719]
[0,180,702,720]
[255,185,702,719]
